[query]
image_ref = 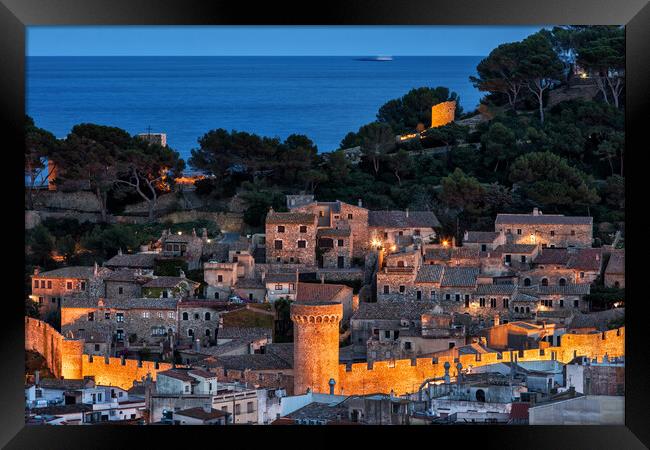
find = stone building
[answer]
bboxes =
[482,321,566,351]
[142,275,200,299]
[103,269,153,300]
[104,252,157,273]
[265,210,318,266]
[30,264,111,315]
[233,278,266,303]
[604,249,624,288]
[61,297,179,347]
[368,210,440,249]
[204,261,238,300]
[177,301,228,344]
[462,230,506,252]
[317,227,353,269]
[158,228,209,270]
[265,272,300,302]
[495,208,593,248]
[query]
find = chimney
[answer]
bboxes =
[34,370,40,386]
[320,274,325,284]
[194,338,201,351]
[532,207,539,216]
[34,266,40,276]
[94,261,99,277]
[358,198,363,208]
[405,208,409,218]
[329,378,336,395]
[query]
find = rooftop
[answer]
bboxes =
[495,213,592,226]
[34,266,96,280]
[105,253,157,269]
[440,266,480,287]
[368,210,441,229]
[605,250,625,275]
[266,211,316,225]
[175,407,229,420]
[143,276,200,289]
[296,282,351,303]
[415,265,444,283]
[352,301,438,321]
[464,231,500,243]
[62,297,179,310]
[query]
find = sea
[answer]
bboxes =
[26,56,483,161]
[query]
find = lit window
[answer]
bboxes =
[66,281,73,290]
[142,311,150,318]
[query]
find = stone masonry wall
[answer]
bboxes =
[266,218,318,265]
[335,327,624,396]
[498,223,592,248]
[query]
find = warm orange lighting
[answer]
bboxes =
[371,238,383,248]
[175,175,205,185]
[442,240,449,247]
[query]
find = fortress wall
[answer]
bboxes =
[337,327,624,396]
[430,101,456,128]
[25,317,64,378]
[81,355,172,390]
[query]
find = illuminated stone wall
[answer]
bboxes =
[430,101,456,128]
[25,317,65,378]
[335,327,624,396]
[81,355,172,390]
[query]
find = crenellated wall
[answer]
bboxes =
[81,355,172,389]
[335,327,625,396]
[25,317,65,378]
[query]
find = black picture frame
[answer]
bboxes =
[2,0,648,448]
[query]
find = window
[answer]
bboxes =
[235,404,241,415]
[33,280,39,289]
[205,329,211,337]
[162,291,169,298]
[168,312,175,319]
[559,278,566,286]
[559,299,564,308]
[481,244,487,252]
[521,255,526,263]
[66,281,73,290]
[550,230,555,237]
[490,298,497,308]
[47,280,52,289]
[88,312,94,321]
[118,286,124,295]
[194,313,199,320]
[275,284,283,291]
[181,244,187,252]
[38,297,43,304]
[274,240,283,250]
[445,294,451,301]
[116,329,124,340]
[574,300,579,308]
[541,278,549,287]
[40,280,46,288]
[571,230,576,236]
[397,260,405,268]
[182,312,189,321]
[299,225,307,233]
[506,229,512,234]
[104,312,110,320]
[580,272,585,279]
[525,307,530,313]
[289,283,295,291]
[80,281,86,291]
[514,306,519,313]
[404,341,412,350]
[399,285,405,294]
[503,298,509,308]
[465,297,470,308]
[298,240,307,248]
[142,311,150,318]
[384,232,388,239]
[214,292,220,300]
[384,330,391,339]
[505,254,511,264]
[416,291,422,300]
[116,313,124,322]
[448,342,455,349]
[517,229,522,235]
[188,329,194,337]
[277,225,285,233]
[524,278,531,287]
[184,385,190,393]
[247,402,254,413]
[319,210,324,217]
[337,239,344,247]
[430,291,436,300]
[232,256,239,263]
[166,244,173,251]
[398,231,404,236]
[414,229,421,236]
[479,298,486,307]
[157,311,163,318]
[205,312,211,321]
[383,285,389,294]
[348,213,353,220]
[455,294,460,302]
[173,244,180,252]
[217,275,223,283]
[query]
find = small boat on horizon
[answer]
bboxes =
[355,56,394,61]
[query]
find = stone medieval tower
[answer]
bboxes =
[291,302,342,395]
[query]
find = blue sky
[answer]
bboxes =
[27,26,545,56]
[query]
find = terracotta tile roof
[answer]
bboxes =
[157,369,196,382]
[188,369,217,379]
[566,248,603,272]
[415,265,444,283]
[175,407,229,420]
[533,248,570,265]
[476,284,517,295]
[495,213,592,225]
[105,253,157,269]
[605,251,625,275]
[537,284,590,296]
[266,211,316,224]
[440,266,480,287]
[369,210,441,228]
[464,231,500,243]
[494,244,538,254]
[265,273,299,283]
[264,343,294,366]
[296,283,350,303]
[36,266,96,279]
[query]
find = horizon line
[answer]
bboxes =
[27,54,488,57]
